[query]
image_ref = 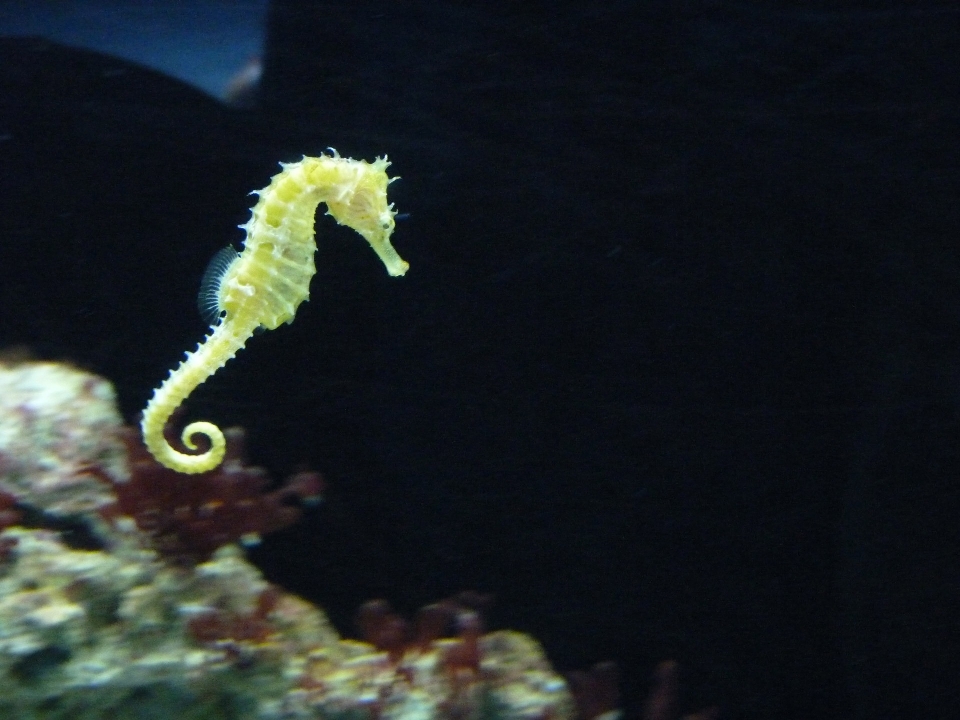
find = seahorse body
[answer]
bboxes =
[141,153,408,474]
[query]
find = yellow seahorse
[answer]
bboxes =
[141,152,408,474]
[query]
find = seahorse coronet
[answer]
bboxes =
[140,153,408,474]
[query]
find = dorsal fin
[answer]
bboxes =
[198,245,240,326]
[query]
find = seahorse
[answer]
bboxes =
[140,152,408,474]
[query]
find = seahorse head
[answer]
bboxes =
[318,156,409,277]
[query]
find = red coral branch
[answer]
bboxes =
[102,427,323,563]
[355,592,492,672]
[0,489,21,533]
[188,586,281,645]
[0,490,22,562]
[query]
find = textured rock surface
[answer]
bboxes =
[0,527,573,720]
[0,362,575,719]
[0,527,333,719]
[0,361,127,517]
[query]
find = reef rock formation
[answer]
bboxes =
[0,360,574,720]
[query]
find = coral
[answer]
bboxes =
[0,528,339,719]
[0,360,127,518]
[640,662,718,720]
[0,360,579,719]
[0,528,574,720]
[355,593,491,669]
[0,491,19,562]
[296,601,573,720]
[566,661,620,720]
[187,585,282,647]
[0,489,21,532]
[0,358,323,561]
[104,426,324,563]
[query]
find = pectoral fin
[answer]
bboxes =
[198,245,240,326]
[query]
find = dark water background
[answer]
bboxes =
[1,2,958,718]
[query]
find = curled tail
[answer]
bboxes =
[140,321,255,474]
